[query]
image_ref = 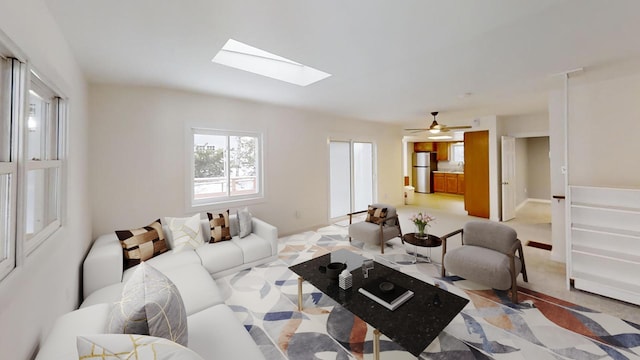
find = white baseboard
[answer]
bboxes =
[527,198,551,204]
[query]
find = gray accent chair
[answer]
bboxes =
[441,221,528,303]
[348,204,402,254]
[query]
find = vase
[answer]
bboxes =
[415,224,428,239]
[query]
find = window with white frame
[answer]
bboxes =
[23,74,64,254]
[189,128,262,208]
[451,142,464,163]
[0,44,66,281]
[0,55,20,280]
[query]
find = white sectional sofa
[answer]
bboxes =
[36,215,278,359]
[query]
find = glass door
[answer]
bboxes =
[329,140,374,219]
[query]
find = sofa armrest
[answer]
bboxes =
[83,233,124,299]
[251,217,278,256]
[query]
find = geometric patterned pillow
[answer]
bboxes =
[165,213,204,253]
[365,206,387,225]
[115,219,168,270]
[107,263,188,346]
[207,210,232,243]
[76,334,204,360]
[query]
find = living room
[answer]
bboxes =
[2,1,640,359]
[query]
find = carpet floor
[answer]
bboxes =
[216,226,640,359]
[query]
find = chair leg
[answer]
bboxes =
[509,256,518,303]
[518,244,528,282]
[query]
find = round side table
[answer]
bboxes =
[402,233,442,264]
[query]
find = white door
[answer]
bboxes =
[501,136,516,221]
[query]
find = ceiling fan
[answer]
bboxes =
[405,112,472,134]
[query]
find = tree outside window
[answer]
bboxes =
[191,130,261,206]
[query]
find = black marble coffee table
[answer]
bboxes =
[289,249,469,359]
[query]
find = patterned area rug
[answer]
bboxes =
[216,226,640,359]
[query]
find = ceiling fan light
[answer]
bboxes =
[429,129,440,134]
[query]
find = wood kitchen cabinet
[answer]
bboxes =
[445,174,458,193]
[433,173,445,193]
[436,142,449,161]
[414,142,435,152]
[457,174,465,194]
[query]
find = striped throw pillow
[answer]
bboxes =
[365,206,388,225]
[115,219,168,270]
[207,211,232,243]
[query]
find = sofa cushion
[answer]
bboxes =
[207,211,232,242]
[231,233,272,263]
[238,207,252,238]
[348,221,400,245]
[108,263,188,346]
[195,240,243,274]
[84,264,224,315]
[77,334,205,360]
[35,304,111,360]
[365,206,387,225]
[187,304,266,360]
[161,263,225,315]
[81,282,124,308]
[165,213,205,253]
[122,249,201,283]
[462,220,518,254]
[115,219,168,270]
[444,245,522,290]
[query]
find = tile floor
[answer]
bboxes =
[398,192,640,324]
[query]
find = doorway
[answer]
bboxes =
[502,136,552,244]
[329,140,375,219]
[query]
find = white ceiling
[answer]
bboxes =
[44,0,640,128]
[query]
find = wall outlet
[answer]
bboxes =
[295,210,301,219]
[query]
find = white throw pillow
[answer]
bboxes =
[108,263,188,346]
[77,334,204,360]
[238,207,252,238]
[165,214,204,253]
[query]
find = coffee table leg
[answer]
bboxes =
[373,329,381,360]
[297,277,303,311]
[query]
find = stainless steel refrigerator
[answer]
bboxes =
[412,152,437,193]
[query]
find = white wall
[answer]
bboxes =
[549,69,640,263]
[568,72,640,186]
[89,84,403,238]
[527,137,550,200]
[500,112,549,137]
[0,1,90,359]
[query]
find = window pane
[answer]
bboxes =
[229,136,258,196]
[193,134,227,200]
[27,93,47,160]
[0,173,10,261]
[46,167,59,224]
[0,58,10,162]
[353,142,373,212]
[329,141,351,218]
[25,168,59,236]
[452,143,464,163]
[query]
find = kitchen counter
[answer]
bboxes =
[432,171,464,174]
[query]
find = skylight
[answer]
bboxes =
[212,39,331,86]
